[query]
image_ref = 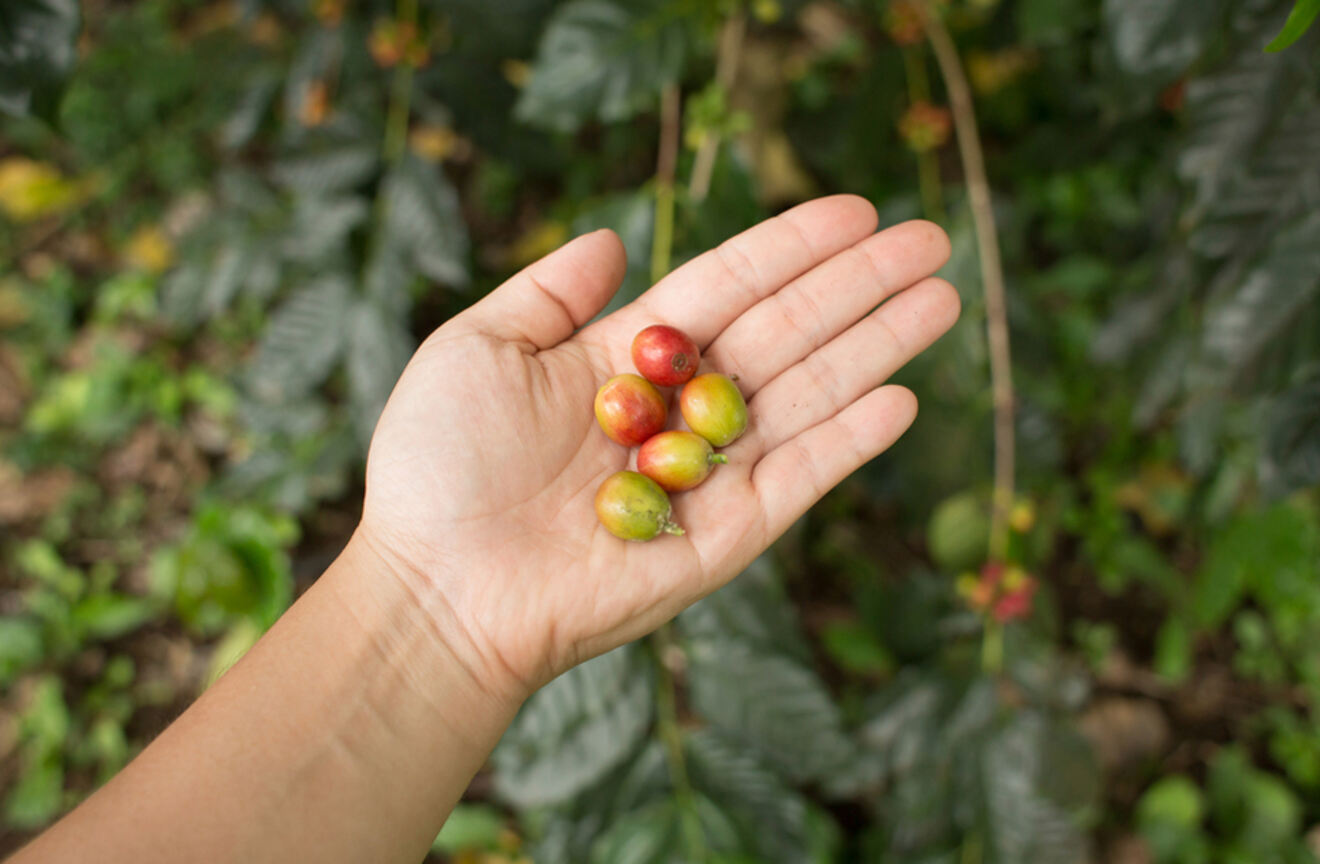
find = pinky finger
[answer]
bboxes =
[750,385,918,537]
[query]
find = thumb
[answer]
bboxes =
[452,229,626,350]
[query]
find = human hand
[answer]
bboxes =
[356,196,957,701]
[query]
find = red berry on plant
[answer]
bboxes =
[632,324,701,387]
[594,374,667,447]
[594,471,685,541]
[637,430,728,492]
[680,373,748,447]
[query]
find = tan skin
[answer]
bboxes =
[10,196,957,864]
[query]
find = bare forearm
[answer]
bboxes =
[12,531,521,864]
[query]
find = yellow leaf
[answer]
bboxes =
[0,158,80,222]
[123,225,175,274]
[752,132,816,205]
[501,59,530,88]
[409,125,464,163]
[508,221,569,270]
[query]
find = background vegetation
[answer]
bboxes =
[2,0,1319,861]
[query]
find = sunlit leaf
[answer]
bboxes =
[1265,0,1320,52]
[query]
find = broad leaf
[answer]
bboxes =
[71,593,156,641]
[516,0,689,133]
[678,554,812,666]
[982,714,1092,864]
[375,154,470,294]
[1264,366,1320,493]
[345,298,414,446]
[1104,0,1226,82]
[687,639,854,784]
[271,137,379,196]
[588,796,741,864]
[248,277,352,402]
[574,191,656,317]
[686,729,814,864]
[0,0,80,121]
[494,645,654,808]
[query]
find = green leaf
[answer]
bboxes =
[0,618,44,685]
[1264,367,1320,493]
[573,191,655,317]
[686,639,855,784]
[1137,776,1205,861]
[819,619,895,677]
[980,713,1097,864]
[248,276,352,402]
[686,730,814,864]
[588,796,741,864]
[494,645,654,809]
[1103,0,1226,81]
[71,593,155,641]
[516,0,689,133]
[270,137,379,196]
[3,754,63,828]
[284,194,369,264]
[375,154,470,293]
[1266,0,1320,52]
[1154,616,1194,682]
[677,555,812,666]
[1200,212,1320,378]
[0,0,80,121]
[432,803,507,853]
[344,298,414,446]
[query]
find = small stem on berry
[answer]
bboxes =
[661,517,685,536]
[709,454,729,464]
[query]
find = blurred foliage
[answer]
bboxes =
[2,0,1320,861]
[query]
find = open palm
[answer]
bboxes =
[359,195,958,697]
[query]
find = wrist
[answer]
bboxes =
[331,525,531,724]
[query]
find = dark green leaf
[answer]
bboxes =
[376,154,470,291]
[248,277,352,402]
[686,730,813,864]
[1104,0,1226,81]
[687,639,854,783]
[678,554,812,666]
[271,139,379,196]
[344,298,414,446]
[980,713,1095,864]
[574,191,655,317]
[588,796,741,864]
[516,0,689,132]
[494,645,654,809]
[1264,367,1320,493]
[0,0,80,121]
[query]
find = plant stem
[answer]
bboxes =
[652,623,707,861]
[689,12,747,202]
[901,46,944,221]
[648,81,705,859]
[982,619,1003,675]
[651,83,681,285]
[917,2,1014,564]
[382,0,418,164]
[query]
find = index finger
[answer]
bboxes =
[588,195,879,349]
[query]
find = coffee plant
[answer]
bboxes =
[2,0,1319,861]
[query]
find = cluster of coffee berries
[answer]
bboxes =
[593,325,748,541]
